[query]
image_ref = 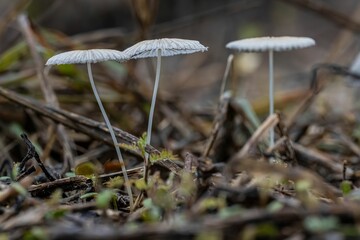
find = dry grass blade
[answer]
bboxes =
[17,14,74,171]
[0,175,33,204]
[0,86,182,175]
[292,142,353,177]
[230,113,280,161]
[202,92,231,159]
[28,176,91,198]
[0,0,29,39]
[226,157,342,201]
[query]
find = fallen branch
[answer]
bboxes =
[0,86,182,175]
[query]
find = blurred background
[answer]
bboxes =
[0,0,360,166]
[1,0,359,109]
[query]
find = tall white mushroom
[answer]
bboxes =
[46,49,134,209]
[226,36,316,146]
[124,38,208,156]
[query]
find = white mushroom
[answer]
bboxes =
[226,36,315,146]
[124,38,208,154]
[46,49,134,208]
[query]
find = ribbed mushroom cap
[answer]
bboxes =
[46,49,129,65]
[226,36,315,52]
[124,38,208,59]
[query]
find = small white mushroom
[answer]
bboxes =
[124,38,208,154]
[46,49,127,65]
[124,38,207,59]
[46,49,134,208]
[226,36,315,146]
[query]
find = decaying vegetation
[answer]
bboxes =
[1,1,360,239]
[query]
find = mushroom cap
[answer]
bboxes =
[226,36,316,52]
[46,49,129,65]
[124,38,208,59]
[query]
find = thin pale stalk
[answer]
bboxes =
[268,50,275,147]
[219,54,234,98]
[87,63,133,209]
[145,49,162,155]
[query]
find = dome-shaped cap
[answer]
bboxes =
[226,36,315,52]
[46,49,129,65]
[124,38,208,59]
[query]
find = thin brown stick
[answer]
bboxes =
[17,14,74,171]
[0,0,29,39]
[0,175,34,204]
[332,128,360,158]
[202,92,231,159]
[0,86,182,175]
[230,113,280,161]
[292,142,353,177]
[17,15,56,105]
[28,176,91,198]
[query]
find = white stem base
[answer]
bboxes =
[219,54,234,97]
[87,63,133,209]
[269,50,275,147]
[145,49,162,160]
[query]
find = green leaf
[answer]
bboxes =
[141,198,162,222]
[341,180,352,195]
[178,172,196,199]
[80,192,98,200]
[105,176,124,188]
[45,209,67,220]
[266,201,283,213]
[150,149,178,163]
[0,42,28,72]
[137,133,147,157]
[64,172,76,178]
[9,124,25,138]
[134,178,148,190]
[196,230,222,240]
[256,223,279,237]
[96,189,115,209]
[218,205,243,219]
[47,189,63,205]
[235,98,261,131]
[304,216,339,233]
[197,197,226,213]
[119,143,138,152]
[352,124,360,142]
[23,227,47,240]
[11,182,27,196]
[142,198,153,208]
[0,233,9,240]
[295,180,311,192]
[0,176,11,182]
[12,163,19,179]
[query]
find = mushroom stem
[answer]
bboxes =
[268,49,275,147]
[219,54,234,97]
[145,49,162,151]
[86,62,133,209]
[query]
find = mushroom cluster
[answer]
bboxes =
[45,35,315,210]
[46,49,134,208]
